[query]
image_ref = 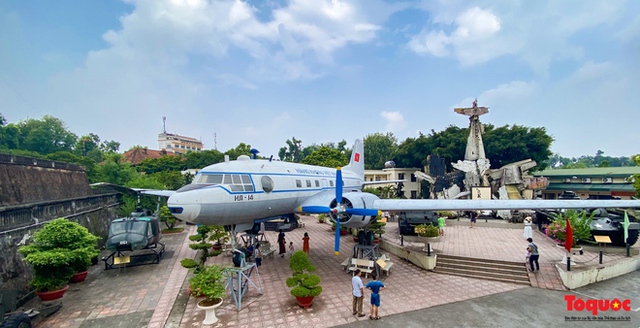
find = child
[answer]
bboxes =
[525,247,531,262]
[289,241,294,256]
[437,216,446,236]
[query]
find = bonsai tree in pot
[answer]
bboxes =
[181,225,223,272]
[286,250,322,308]
[209,225,229,250]
[189,264,226,325]
[19,218,100,299]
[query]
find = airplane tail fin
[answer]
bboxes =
[343,139,364,180]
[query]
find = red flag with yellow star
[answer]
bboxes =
[565,217,573,253]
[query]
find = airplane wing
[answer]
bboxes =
[372,198,640,211]
[362,179,406,186]
[134,189,176,197]
[90,182,175,197]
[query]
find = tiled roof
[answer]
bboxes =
[122,148,176,165]
[534,166,640,177]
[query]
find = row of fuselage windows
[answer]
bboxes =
[194,174,335,192]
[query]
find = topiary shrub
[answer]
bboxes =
[19,218,100,291]
[286,251,322,298]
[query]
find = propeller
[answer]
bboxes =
[298,167,381,255]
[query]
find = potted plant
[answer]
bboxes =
[331,222,349,235]
[19,218,100,300]
[415,223,440,241]
[369,216,386,243]
[189,265,226,324]
[546,209,594,252]
[208,225,229,251]
[181,225,223,272]
[318,214,326,223]
[286,251,322,308]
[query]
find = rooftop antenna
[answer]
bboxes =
[214,133,217,150]
[162,116,167,134]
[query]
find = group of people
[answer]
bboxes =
[277,230,311,258]
[351,269,385,320]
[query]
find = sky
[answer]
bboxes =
[1,0,640,160]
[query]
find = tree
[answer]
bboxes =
[483,124,553,170]
[300,146,348,168]
[363,132,398,169]
[278,137,303,162]
[96,154,138,186]
[185,149,224,169]
[17,115,78,154]
[224,143,252,161]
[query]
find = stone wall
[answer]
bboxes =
[0,154,93,207]
[0,154,121,305]
[0,194,120,304]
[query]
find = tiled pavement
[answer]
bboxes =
[29,216,637,327]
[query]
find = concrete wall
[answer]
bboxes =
[557,257,640,290]
[0,154,92,207]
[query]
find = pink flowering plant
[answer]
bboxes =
[545,209,594,247]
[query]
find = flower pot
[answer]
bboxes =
[340,230,348,236]
[197,298,223,325]
[36,285,69,301]
[212,244,222,251]
[70,271,89,283]
[295,296,314,308]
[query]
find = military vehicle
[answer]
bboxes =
[398,211,440,235]
[534,191,640,246]
[102,208,165,269]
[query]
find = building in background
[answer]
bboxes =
[364,168,421,199]
[158,132,203,154]
[533,167,640,199]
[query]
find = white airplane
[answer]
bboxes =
[151,139,640,255]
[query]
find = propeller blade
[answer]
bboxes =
[336,167,343,204]
[299,206,332,214]
[346,208,381,217]
[334,216,341,256]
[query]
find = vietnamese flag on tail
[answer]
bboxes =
[565,217,573,253]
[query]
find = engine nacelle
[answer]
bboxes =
[329,192,380,228]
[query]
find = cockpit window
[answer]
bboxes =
[192,173,254,192]
[195,174,223,184]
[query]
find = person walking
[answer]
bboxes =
[469,211,477,228]
[523,217,533,239]
[437,215,446,236]
[253,242,262,268]
[527,237,540,272]
[288,241,294,257]
[277,230,286,258]
[351,269,366,317]
[302,232,310,254]
[365,274,385,320]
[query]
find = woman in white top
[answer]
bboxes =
[523,217,533,239]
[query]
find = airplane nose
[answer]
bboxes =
[168,192,201,223]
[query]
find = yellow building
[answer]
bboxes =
[364,168,422,199]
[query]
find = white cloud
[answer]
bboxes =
[380,111,407,132]
[408,1,625,74]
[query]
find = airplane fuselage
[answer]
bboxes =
[168,157,361,225]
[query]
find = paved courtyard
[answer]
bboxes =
[28,215,638,327]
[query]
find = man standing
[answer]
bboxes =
[351,269,366,317]
[527,237,540,272]
[365,274,385,320]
